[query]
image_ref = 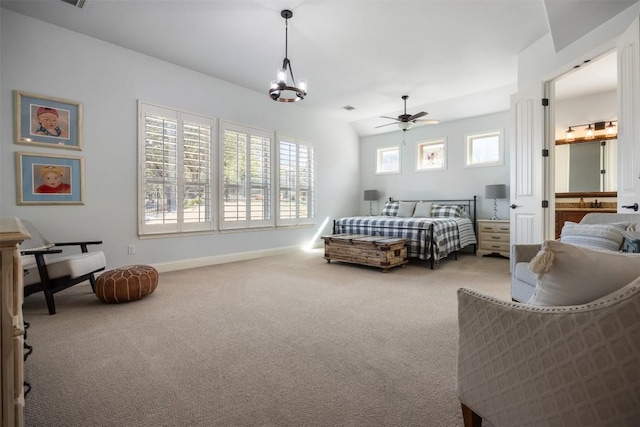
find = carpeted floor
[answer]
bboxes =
[22,249,510,427]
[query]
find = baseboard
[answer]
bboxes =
[150,245,305,273]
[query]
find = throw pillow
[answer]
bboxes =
[396,201,416,217]
[380,201,399,216]
[560,222,628,251]
[430,203,463,218]
[412,202,433,217]
[527,239,640,306]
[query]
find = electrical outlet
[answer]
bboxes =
[127,244,135,255]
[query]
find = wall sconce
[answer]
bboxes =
[564,120,617,141]
[485,184,507,221]
[363,190,379,216]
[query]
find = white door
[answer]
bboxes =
[509,83,547,246]
[617,16,640,213]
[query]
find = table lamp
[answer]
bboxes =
[485,184,506,220]
[363,190,379,215]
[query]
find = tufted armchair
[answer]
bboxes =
[456,280,640,427]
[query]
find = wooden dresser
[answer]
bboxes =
[476,219,510,258]
[1,218,29,427]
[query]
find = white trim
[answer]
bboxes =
[150,245,302,273]
[376,145,401,174]
[464,129,504,168]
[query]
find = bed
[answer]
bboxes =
[333,197,477,269]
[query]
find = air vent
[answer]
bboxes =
[60,0,87,8]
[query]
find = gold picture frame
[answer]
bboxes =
[14,90,83,150]
[16,152,85,205]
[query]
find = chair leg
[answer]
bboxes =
[43,289,56,315]
[89,273,97,293]
[461,403,482,427]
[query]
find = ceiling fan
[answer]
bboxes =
[375,95,439,131]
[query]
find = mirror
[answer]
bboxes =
[555,138,617,193]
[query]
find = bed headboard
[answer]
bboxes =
[388,196,477,226]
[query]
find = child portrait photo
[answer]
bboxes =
[14,91,83,150]
[16,152,84,205]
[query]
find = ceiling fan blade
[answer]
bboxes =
[414,119,440,125]
[374,122,398,129]
[380,116,400,121]
[408,111,428,121]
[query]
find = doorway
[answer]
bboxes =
[551,51,618,237]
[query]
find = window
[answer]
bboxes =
[220,121,273,230]
[138,102,214,235]
[277,133,315,226]
[465,130,503,167]
[416,139,446,171]
[376,146,400,174]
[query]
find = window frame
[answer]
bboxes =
[219,120,274,231]
[138,101,215,237]
[376,145,401,175]
[416,138,447,171]
[276,133,315,227]
[464,129,504,168]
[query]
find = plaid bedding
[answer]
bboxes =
[334,216,477,264]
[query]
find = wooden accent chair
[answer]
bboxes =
[20,220,105,315]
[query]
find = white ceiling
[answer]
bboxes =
[1,0,635,136]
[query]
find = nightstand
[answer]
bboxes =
[476,219,510,258]
[622,231,640,253]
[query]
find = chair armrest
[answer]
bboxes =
[54,241,103,246]
[510,243,541,273]
[456,285,640,426]
[54,241,103,253]
[21,249,63,256]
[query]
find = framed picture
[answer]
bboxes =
[16,152,84,205]
[14,90,83,150]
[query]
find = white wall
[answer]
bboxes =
[0,10,360,270]
[554,90,617,140]
[359,111,511,220]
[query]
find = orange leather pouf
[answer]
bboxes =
[95,264,158,303]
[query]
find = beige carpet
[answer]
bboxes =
[22,249,511,427]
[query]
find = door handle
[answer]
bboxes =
[622,203,639,212]
[510,204,520,210]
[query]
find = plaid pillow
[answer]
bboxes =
[380,201,399,216]
[430,203,463,218]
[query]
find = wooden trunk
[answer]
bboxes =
[321,234,408,273]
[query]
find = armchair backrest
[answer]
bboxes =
[18,220,53,251]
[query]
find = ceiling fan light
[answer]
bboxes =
[398,122,413,131]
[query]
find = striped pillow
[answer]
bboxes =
[430,203,463,218]
[380,201,399,216]
[560,222,628,251]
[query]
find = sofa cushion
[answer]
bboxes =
[559,222,628,251]
[380,201,399,216]
[528,240,640,306]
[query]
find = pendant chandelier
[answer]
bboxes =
[268,9,307,103]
